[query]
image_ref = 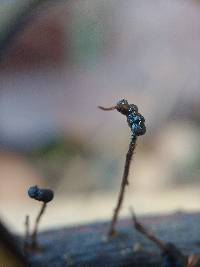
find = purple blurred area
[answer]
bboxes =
[0,0,200,232]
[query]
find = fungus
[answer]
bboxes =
[26,185,54,250]
[99,99,146,237]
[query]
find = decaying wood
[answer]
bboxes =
[24,212,200,267]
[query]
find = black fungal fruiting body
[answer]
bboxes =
[116,99,146,137]
[26,185,54,250]
[99,99,146,237]
[28,185,54,203]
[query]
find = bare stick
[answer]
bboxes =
[130,207,167,251]
[108,137,137,237]
[31,202,46,248]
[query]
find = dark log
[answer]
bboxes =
[22,212,200,267]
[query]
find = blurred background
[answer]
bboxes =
[0,0,200,233]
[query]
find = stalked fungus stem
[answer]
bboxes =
[31,202,46,249]
[99,99,146,237]
[108,137,136,237]
[24,215,30,250]
[27,185,54,250]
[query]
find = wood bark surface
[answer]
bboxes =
[24,212,200,267]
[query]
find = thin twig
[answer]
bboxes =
[130,208,194,266]
[24,215,30,250]
[25,215,30,240]
[108,137,137,237]
[31,202,46,248]
[130,207,167,251]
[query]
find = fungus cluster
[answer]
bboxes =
[22,99,200,267]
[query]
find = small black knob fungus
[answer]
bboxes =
[28,186,54,203]
[26,185,54,250]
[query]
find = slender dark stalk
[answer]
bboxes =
[24,215,30,250]
[129,207,167,251]
[108,137,137,237]
[99,99,146,237]
[25,215,30,240]
[31,202,46,249]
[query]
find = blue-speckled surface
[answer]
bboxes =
[24,212,200,267]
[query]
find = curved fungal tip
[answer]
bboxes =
[98,105,117,111]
